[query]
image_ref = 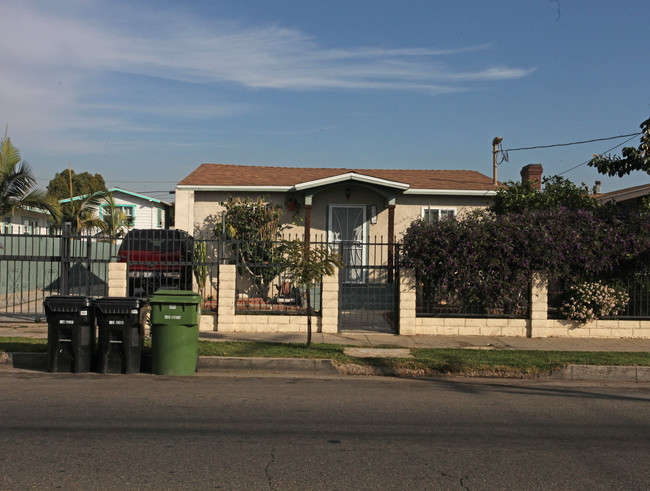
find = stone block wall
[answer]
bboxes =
[107,262,127,297]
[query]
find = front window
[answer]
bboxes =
[422,207,456,223]
[22,219,38,234]
[100,204,135,225]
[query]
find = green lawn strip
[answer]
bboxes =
[197,340,352,363]
[196,341,650,375]
[403,348,650,376]
[2,338,649,376]
[0,337,47,353]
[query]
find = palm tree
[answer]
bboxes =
[96,193,133,240]
[0,129,56,221]
[279,239,343,348]
[54,189,105,234]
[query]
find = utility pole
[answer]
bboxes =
[68,162,73,200]
[492,137,503,185]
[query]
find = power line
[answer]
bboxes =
[557,133,641,176]
[503,132,641,152]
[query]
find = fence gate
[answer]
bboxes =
[337,241,399,333]
[0,224,114,321]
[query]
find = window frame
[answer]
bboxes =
[421,206,457,223]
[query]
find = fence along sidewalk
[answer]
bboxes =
[0,224,115,320]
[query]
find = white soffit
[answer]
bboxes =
[293,172,409,191]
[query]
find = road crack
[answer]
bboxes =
[264,446,276,491]
[437,470,471,490]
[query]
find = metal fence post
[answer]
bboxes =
[85,234,93,296]
[60,222,71,295]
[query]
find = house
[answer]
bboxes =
[60,188,172,230]
[0,207,53,234]
[594,182,650,209]
[175,163,501,241]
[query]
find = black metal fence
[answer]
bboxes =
[117,230,223,314]
[0,224,115,320]
[416,279,530,318]
[337,240,399,332]
[227,236,326,315]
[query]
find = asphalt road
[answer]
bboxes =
[1,372,649,490]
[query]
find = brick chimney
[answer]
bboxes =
[521,164,543,190]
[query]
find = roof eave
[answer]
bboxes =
[176,185,292,192]
[404,189,498,196]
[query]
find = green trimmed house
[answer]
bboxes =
[60,188,171,230]
[0,207,54,234]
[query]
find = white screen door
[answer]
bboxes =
[328,205,366,283]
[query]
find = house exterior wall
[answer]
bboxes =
[177,186,492,239]
[309,185,387,240]
[190,191,301,237]
[175,188,194,234]
[392,194,492,239]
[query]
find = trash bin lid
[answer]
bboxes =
[149,290,201,305]
[95,297,143,314]
[43,295,94,311]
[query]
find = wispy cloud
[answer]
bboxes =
[0,1,533,153]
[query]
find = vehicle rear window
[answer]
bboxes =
[120,231,191,253]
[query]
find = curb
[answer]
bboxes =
[198,356,339,375]
[3,352,650,381]
[550,364,650,383]
[2,352,340,376]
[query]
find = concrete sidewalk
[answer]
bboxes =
[2,321,650,352]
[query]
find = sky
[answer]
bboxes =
[1,0,649,202]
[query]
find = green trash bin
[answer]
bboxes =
[149,290,201,375]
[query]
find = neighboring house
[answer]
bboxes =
[595,182,650,209]
[0,207,53,234]
[175,163,502,241]
[60,188,172,230]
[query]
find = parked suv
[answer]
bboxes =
[117,229,194,297]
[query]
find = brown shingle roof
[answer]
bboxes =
[178,163,499,191]
[596,183,650,203]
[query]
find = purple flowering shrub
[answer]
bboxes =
[401,208,650,318]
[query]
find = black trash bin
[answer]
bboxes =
[44,295,95,373]
[94,297,145,374]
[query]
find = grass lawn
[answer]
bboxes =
[2,337,649,376]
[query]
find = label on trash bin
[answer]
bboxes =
[169,305,177,310]
[130,309,138,314]
[59,320,74,325]
[164,314,182,320]
[109,320,125,325]
[80,310,88,316]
